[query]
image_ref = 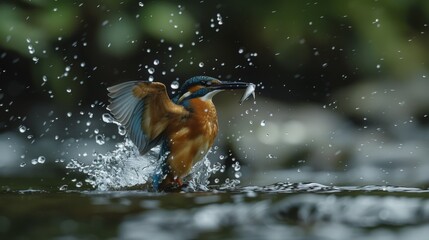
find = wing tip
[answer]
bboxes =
[106,81,139,93]
[106,81,141,125]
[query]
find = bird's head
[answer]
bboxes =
[175,76,252,104]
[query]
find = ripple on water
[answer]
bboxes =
[118,190,429,240]
[237,182,429,194]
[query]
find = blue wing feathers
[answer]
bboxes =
[107,81,151,154]
[129,101,145,151]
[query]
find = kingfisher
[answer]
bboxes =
[107,76,255,191]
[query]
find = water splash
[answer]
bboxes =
[65,113,227,192]
[185,158,230,191]
[65,113,159,190]
[66,137,227,191]
[67,138,158,191]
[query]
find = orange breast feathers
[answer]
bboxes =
[165,98,219,179]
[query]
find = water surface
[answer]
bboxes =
[2,181,429,240]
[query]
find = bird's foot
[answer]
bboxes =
[162,182,187,192]
[158,177,187,192]
[175,178,183,186]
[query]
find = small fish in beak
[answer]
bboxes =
[239,83,256,104]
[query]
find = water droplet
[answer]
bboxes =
[238,48,244,54]
[95,134,105,145]
[67,112,72,117]
[19,125,27,133]
[37,156,46,164]
[170,80,179,89]
[28,45,35,54]
[198,62,204,68]
[268,154,274,158]
[153,59,159,65]
[216,13,223,25]
[76,182,83,188]
[65,66,71,72]
[234,163,241,171]
[214,178,219,184]
[102,113,115,123]
[148,68,155,74]
[219,155,225,160]
[118,125,126,135]
[42,75,47,82]
[31,159,38,165]
[234,172,242,178]
[20,162,26,167]
[59,185,68,191]
[80,62,86,67]
[260,120,266,126]
[138,2,144,7]
[66,88,72,93]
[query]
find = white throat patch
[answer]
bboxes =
[199,90,222,101]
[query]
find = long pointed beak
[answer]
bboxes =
[211,81,250,90]
[211,81,256,104]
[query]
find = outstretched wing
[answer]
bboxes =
[107,81,188,154]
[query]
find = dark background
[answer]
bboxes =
[1,0,428,188]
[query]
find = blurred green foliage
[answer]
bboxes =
[1,0,429,108]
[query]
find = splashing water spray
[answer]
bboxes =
[66,113,159,191]
[65,113,227,191]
